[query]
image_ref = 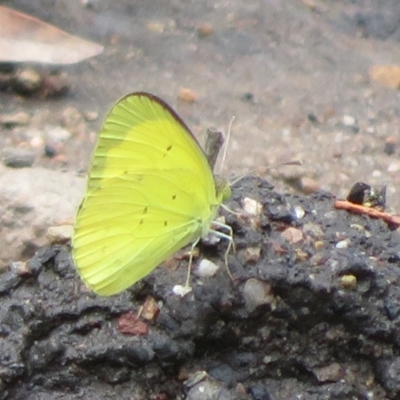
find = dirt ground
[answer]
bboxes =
[2,1,400,400]
[2,0,400,209]
[2,176,400,400]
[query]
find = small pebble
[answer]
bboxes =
[197,22,214,38]
[53,153,68,164]
[243,247,261,263]
[243,278,275,312]
[195,259,220,277]
[384,135,397,155]
[81,0,98,9]
[341,114,359,133]
[314,240,324,250]
[340,274,357,289]
[173,285,192,297]
[241,92,255,103]
[30,136,45,149]
[376,357,400,390]
[12,68,42,94]
[293,205,305,219]
[242,197,262,216]
[47,225,73,244]
[0,111,30,128]
[117,311,148,336]
[302,0,320,11]
[281,227,304,244]
[178,88,199,103]
[295,248,309,261]
[140,296,159,321]
[307,112,319,123]
[44,143,58,158]
[313,362,344,383]
[146,21,165,33]
[303,222,324,237]
[310,252,326,267]
[184,371,209,388]
[366,125,375,134]
[336,239,350,249]
[44,126,72,143]
[388,161,400,173]
[84,110,99,122]
[9,261,31,277]
[186,376,232,400]
[342,114,356,127]
[61,107,83,129]
[248,385,272,400]
[300,177,320,194]
[2,147,35,168]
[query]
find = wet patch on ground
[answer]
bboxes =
[1,177,400,399]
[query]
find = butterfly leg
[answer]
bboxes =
[211,221,235,254]
[185,237,201,288]
[210,221,235,281]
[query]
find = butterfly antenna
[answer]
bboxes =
[219,116,235,175]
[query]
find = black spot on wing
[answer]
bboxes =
[163,144,173,158]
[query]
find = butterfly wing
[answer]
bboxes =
[72,93,221,295]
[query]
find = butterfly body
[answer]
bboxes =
[72,92,230,296]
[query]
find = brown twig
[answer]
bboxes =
[334,199,400,228]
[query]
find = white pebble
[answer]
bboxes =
[335,239,350,249]
[172,285,192,297]
[243,197,262,216]
[195,259,220,277]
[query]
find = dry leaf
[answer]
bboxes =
[0,6,103,64]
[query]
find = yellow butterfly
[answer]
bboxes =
[72,92,232,296]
